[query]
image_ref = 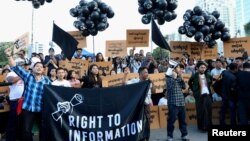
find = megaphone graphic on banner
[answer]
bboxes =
[52,94,83,122]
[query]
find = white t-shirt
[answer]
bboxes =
[52,79,72,87]
[126,78,153,105]
[200,74,210,94]
[158,97,168,106]
[210,68,225,77]
[6,72,24,100]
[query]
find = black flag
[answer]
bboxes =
[52,23,78,60]
[151,20,171,51]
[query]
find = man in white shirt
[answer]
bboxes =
[210,59,225,77]
[126,67,155,141]
[52,67,71,87]
[5,71,24,141]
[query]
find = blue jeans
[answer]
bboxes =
[167,105,188,138]
[219,99,237,125]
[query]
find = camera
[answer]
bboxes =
[0,94,6,110]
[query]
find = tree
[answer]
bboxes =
[0,42,14,66]
[244,21,250,36]
[152,47,169,60]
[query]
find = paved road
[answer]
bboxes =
[1,125,208,141]
[150,125,207,141]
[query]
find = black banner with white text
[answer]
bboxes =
[42,81,150,141]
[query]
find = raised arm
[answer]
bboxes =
[4,48,16,67]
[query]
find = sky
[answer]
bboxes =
[0,0,196,56]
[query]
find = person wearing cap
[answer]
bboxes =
[165,61,189,141]
[188,61,213,132]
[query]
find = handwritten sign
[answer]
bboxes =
[59,59,89,77]
[170,41,190,58]
[223,37,250,58]
[102,73,139,87]
[201,45,218,60]
[105,40,127,57]
[150,106,160,129]
[190,42,204,60]
[68,31,87,48]
[185,104,197,125]
[182,73,191,93]
[90,61,112,76]
[148,73,166,93]
[13,32,29,54]
[126,29,149,47]
[102,73,125,87]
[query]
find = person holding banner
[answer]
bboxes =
[165,61,189,141]
[81,64,102,88]
[188,61,213,132]
[5,48,51,141]
[126,67,156,141]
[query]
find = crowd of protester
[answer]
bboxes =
[0,47,250,141]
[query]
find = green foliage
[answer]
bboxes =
[0,42,14,66]
[152,47,169,60]
[244,21,250,36]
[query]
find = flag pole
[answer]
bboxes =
[92,36,95,56]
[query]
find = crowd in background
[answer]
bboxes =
[0,46,250,141]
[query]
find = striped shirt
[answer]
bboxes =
[11,66,51,112]
[166,76,186,106]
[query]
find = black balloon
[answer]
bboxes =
[221,32,231,41]
[178,26,186,34]
[138,0,178,24]
[142,15,151,24]
[179,6,231,45]
[70,8,79,17]
[212,10,220,19]
[207,40,217,48]
[157,18,165,25]
[200,25,210,35]
[70,0,114,37]
[194,32,204,42]
[193,6,202,15]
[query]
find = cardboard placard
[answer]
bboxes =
[148,73,166,93]
[190,42,204,60]
[185,103,197,125]
[150,106,160,129]
[223,37,250,58]
[102,73,125,87]
[182,74,191,93]
[0,75,5,82]
[59,59,89,77]
[102,73,139,87]
[170,41,190,58]
[105,40,127,57]
[90,61,112,76]
[68,31,87,48]
[126,29,149,47]
[13,32,29,54]
[201,45,218,60]
[158,106,179,128]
